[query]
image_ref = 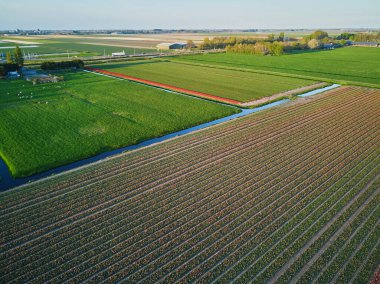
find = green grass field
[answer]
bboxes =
[174,47,380,87]
[0,37,156,58]
[0,72,237,178]
[92,60,317,102]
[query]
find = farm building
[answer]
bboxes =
[112,51,126,57]
[157,42,187,51]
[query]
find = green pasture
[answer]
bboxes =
[175,47,380,87]
[0,72,237,177]
[92,60,317,102]
[0,37,155,58]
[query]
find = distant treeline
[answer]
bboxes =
[226,42,285,56]
[337,32,380,42]
[41,60,84,70]
[199,31,323,55]
[200,37,258,50]
[198,30,380,56]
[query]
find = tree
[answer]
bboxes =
[14,46,24,66]
[311,30,329,40]
[339,39,347,46]
[278,32,285,42]
[268,33,275,41]
[308,39,322,49]
[6,51,13,63]
[271,42,284,55]
[336,32,354,40]
[186,40,195,50]
[201,37,211,49]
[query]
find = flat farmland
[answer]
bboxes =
[0,37,156,58]
[176,47,380,87]
[0,72,237,178]
[92,60,318,103]
[1,86,379,283]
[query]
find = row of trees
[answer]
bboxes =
[306,30,380,43]
[199,37,259,50]
[199,32,291,51]
[40,59,84,70]
[198,29,379,56]
[304,30,329,41]
[0,46,24,76]
[226,42,284,56]
[199,31,331,55]
[351,32,380,42]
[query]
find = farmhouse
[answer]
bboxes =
[157,42,186,51]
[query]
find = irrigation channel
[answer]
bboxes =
[0,83,340,191]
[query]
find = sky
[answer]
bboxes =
[0,0,379,30]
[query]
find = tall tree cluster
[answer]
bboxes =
[5,46,24,66]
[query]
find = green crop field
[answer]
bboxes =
[0,72,237,178]
[175,47,380,87]
[92,60,317,102]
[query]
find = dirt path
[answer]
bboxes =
[242,82,329,107]
[267,173,380,284]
